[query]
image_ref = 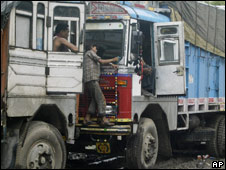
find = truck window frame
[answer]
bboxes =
[51,6,80,52]
[36,3,45,51]
[85,21,125,62]
[158,38,180,65]
[15,1,33,49]
[157,26,181,66]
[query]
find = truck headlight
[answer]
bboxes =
[106,105,114,115]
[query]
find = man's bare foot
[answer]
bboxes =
[99,116,114,127]
[83,114,95,126]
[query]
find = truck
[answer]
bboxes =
[1,1,86,169]
[1,1,225,169]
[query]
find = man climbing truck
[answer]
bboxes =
[1,1,225,169]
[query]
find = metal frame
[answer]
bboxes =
[9,1,48,51]
[48,2,85,52]
[154,21,186,96]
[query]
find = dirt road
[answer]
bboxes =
[66,152,225,169]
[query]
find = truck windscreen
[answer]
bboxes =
[85,30,123,60]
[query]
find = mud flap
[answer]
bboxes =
[1,129,19,169]
[155,119,172,158]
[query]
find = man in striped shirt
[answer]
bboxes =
[83,44,118,127]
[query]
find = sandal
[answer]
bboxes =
[83,120,95,126]
[99,121,114,127]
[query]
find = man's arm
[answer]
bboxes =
[60,38,78,52]
[98,57,118,65]
[89,50,118,68]
[143,65,152,75]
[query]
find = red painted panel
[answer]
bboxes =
[78,74,132,119]
[117,75,132,119]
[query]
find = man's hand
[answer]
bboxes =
[143,67,152,75]
[112,57,119,62]
[111,63,118,69]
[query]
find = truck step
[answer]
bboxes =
[75,124,131,136]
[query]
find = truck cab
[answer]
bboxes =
[1,1,85,168]
[74,1,186,168]
[84,2,186,97]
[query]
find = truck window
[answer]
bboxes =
[160,27,178,35]
[53,6,80,49]
[157,25,180,64]
[86,30,123,59]
[159,39,179,63]
[37,3,45,50]
[15,1,33,49]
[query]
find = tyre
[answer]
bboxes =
[217,117,225,157]
[15,121,66,169]
[128,118,158,169]
[206,115,225,158]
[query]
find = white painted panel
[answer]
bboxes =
[8,49,47,96]
[8,66,46,96]
[132,74,141,96]
[154,22,186,95]
[86,22,124,30]
[47,52,83,93]
[155,65,184,95]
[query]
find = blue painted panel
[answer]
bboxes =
[208,54,219,97]
[180,41,225,99]
[219,57,225,97]
[187,43,197,98]
[198,49,209,98]
[119,4,170,23]
[184,42,190,99]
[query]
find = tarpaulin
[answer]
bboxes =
[163,1,225,57]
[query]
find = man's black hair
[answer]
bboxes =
[54,23,69,35]
[90,44,98,49]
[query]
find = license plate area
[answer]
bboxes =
[96,142,111,154]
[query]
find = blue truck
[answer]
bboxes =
[83,1,225,168]
[1,1,225,169]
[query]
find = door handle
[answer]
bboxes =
[173,66,184,76]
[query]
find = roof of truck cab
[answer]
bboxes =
[119,4,170,23]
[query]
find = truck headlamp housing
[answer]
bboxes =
[117,80,127,87]
[105,105,117,115]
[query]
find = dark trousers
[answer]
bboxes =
[85,80,106,117]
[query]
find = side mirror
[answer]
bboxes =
[79,29,83,44]
[131,31,143,56]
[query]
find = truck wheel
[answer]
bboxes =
[207,115,225,158]
[15,121,66,169]
[217,117,225,157]
[134,118,158,169]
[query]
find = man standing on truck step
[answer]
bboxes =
[83,44,118,127]
[53,23,79,52]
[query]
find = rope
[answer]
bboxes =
[205,2,210,58]
[213,7,218,54]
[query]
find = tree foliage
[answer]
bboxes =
[205,1,225,6]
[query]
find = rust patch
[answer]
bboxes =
[1,20,9,99]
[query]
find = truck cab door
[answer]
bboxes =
[154,22,186,95]
[47,2,85,94]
